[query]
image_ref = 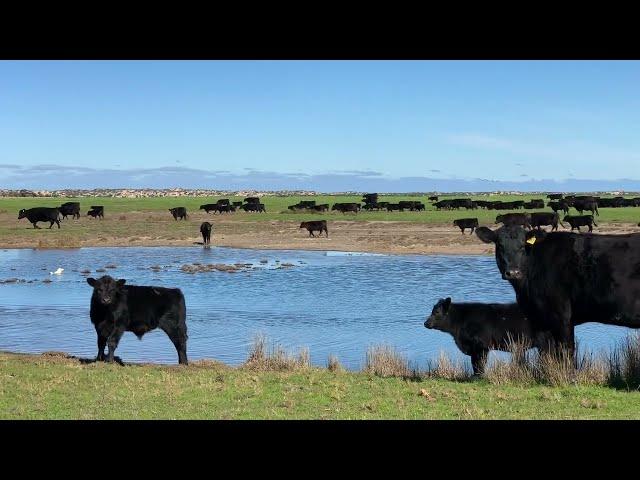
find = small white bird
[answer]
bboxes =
[50,268,64,275]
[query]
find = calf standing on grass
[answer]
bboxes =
[87,275,188,365]
[424,298,548,375]
[300,220,328,238]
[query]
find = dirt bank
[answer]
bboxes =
[1,211,638,255]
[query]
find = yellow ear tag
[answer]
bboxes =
[526,237,536,245]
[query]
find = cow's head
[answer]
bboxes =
[18,209,26,219]
[476,226,545,282]
[424,297,451,330]
[87,275,126,305]
[299,222,306,228]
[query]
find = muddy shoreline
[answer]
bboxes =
[1,214,638,256]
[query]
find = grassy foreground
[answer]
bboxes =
[1,351,639,419]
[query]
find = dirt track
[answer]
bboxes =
[2,211,639,255]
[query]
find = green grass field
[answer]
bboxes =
[2,194,640,224]
[1,352,639,419]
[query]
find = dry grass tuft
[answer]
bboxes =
[327,354,343,373]
[608,333,640,390]
[425,351,473,381]
[365,344,412,378]
[243,334,310,372]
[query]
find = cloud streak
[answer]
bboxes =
[1,164,639,192]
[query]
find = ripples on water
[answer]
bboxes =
[0,247,633,370]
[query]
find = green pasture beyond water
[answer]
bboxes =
[2,194,640,224]
[1,352,638,419]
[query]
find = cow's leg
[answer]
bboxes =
[96,334,107,361]
[56,220,60,229]
[160,322,188,365]
[470,350,488,376]
[32,222,40,229]
[106,326,125,363]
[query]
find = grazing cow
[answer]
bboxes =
[428,196,439,202]
[169,207,188,220]
[332,203,360,213]
[87,275,188,365]
[232,201,244,208]
[87,206,104,219]
[300,220,328,238]
[312,204,329,212]
[547,193,563,200]
[425,298,549,375]
[563,215,597,232]
[453,218,479,234]
[475,225,640,355]
[244,197,260,204]
[495,213,531,229]
[200,222,212,244]
[216,199,230,206]
[59,202,81,220]
[18,207,61,229]
[529,212,563,231]
[548,200,569,215]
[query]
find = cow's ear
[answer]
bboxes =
[525,230,546,247]
[475,227,497,244]
[117,279,126,287]
[86,277,96,287]
[443,297,451,310]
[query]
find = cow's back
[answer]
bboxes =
[523,232,640,327]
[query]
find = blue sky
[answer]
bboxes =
[1,60,639,191]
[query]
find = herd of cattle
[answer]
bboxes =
[10,192,640,373]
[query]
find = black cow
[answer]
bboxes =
[244,197,260,204]
[232,201,244,208]
[428,196,439,202]
[59,202,81,220]
[453,218,479,234]
[200,222,212,244]
[87,206,104,219]
[548,200,569,215]
[216,199,231,206]
[169,207,188,220]
[563,215,597,232]
[495,213,531,229]
[200,203,219,214]
[332,203,360,213]
[300,220,328,238]
[547,193,563,200]
[523,199,545,209]
[241,203,266,213]
[18,207,61,229]
[86,275,188,364]
[312,204,329,212]
[572,199,599,216]
[529,212,563,231]
[475,225,640,355]
[425,298,549,375]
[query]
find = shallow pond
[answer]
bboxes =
[0,246,634,370]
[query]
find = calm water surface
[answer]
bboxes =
[0,246,633,370]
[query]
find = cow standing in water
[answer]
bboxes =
[87,276,188,365]
[200,222,212,245]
